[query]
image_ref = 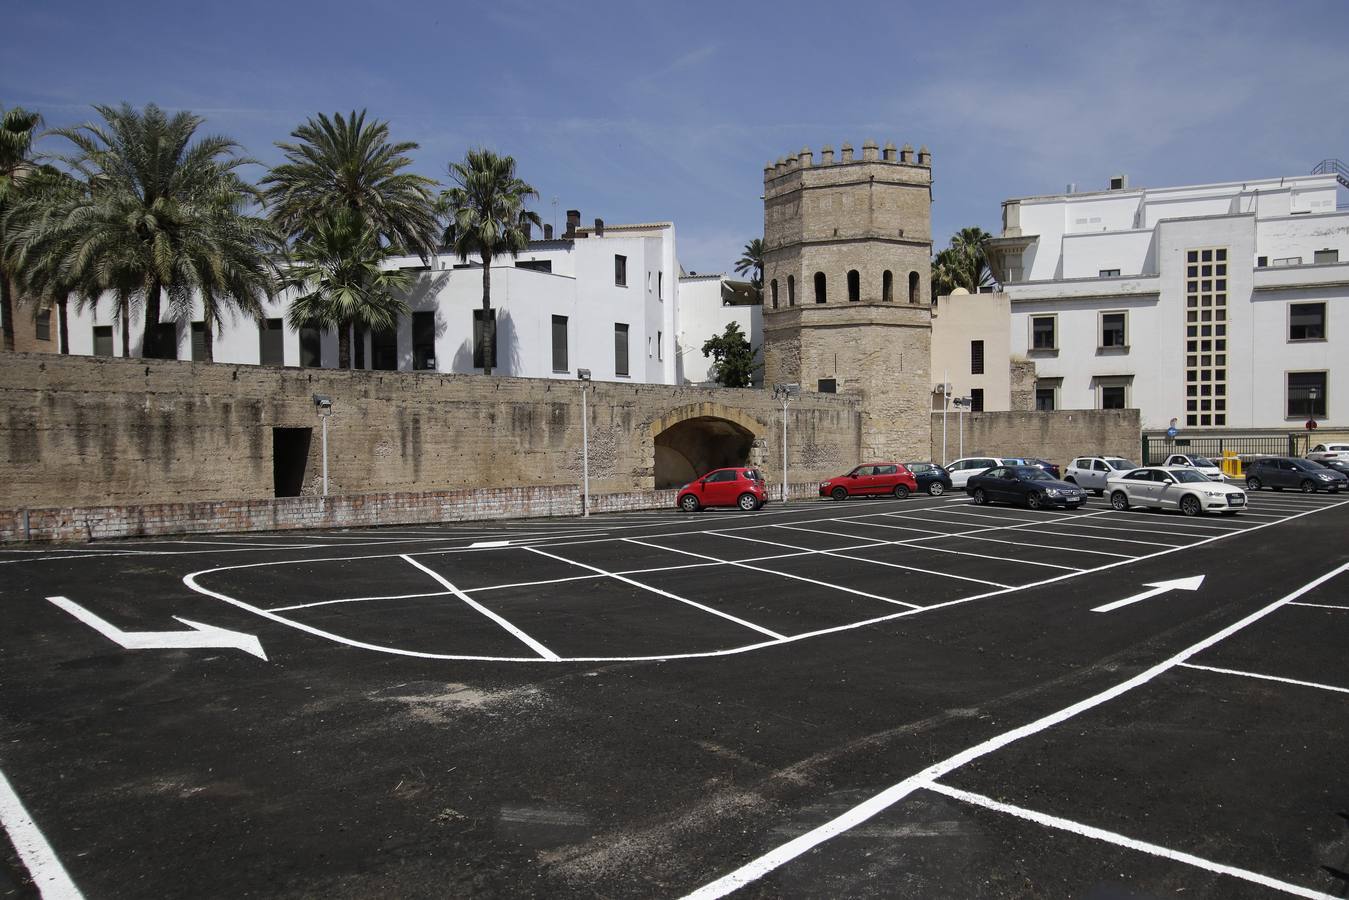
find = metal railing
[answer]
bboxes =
[1141,433,1308,466]
[1311,158,1349,189]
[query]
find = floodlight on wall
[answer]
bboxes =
[313,394,333,415]
[577,369,591,381]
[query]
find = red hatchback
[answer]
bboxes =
[677,468,768,512]
[819,462,917,500]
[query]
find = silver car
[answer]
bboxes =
[1064,456,1138,496]
[1107,466,1247,516]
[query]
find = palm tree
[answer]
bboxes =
[4,164,83,354]
[284,211,410,368]
[47,103,273,358]
[0,104,42,352]
[262,110,440,260]
[733,238,764,290]
[930,226,993,298]
[440,148,540,376]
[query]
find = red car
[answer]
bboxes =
[677,467,768,512]
[819,462,917,500]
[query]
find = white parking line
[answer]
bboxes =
[833,517,1134,559]
[401,555,560,660]
[0,768,84,899]
[267,590,453,612]
[1287,601,1349,611]
[922,782,1334,900]
[1179,662,1349,696]
[680,560,1349,899]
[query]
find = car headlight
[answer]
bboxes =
[1043,487,1062,496]
[1205,490,1225,497]
[1318,473,1334,480]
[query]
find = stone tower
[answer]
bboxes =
[761,140,934,460]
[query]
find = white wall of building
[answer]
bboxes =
[676,276,763,386]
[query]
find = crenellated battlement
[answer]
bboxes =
[763,139,931,181]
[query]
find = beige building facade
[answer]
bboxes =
[929,288,1038,413]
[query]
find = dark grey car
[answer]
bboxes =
[1245,457,1347,493]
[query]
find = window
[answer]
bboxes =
[614,254,627,286]
[1313,249,1339,264]
[372,328,398,371]
[35,309,50,341]
[787,275,795,306]
[1031,315,1056,350]
[818,378,837,393]
[472,309,495,369]
[970,340,984,375]
[770,279,779,309]
[814,272,826,303]
[93,325,113,357]
[614,323,629,377]
[354,328,365,369]
[847,269,860,302]
[705,470,736,483]
[412,311,435,370]
[882,270,893,301]
[970,388,984,412]
[1184,247,1227,426]
[190,322,207,361]
[659,271,664,299]
[152,322,177,359]
[1257,256,1268,267]
[1100,385,1126,409]
[647,336,653,358]
[908,270,920,303]
[1289,302,1326,341]
[300,326,321,367]
[1098,269,1121,278]
[1272,256,1302,267]
[1287,371,1327,418]
[1100,311,1127,348]
[1035,387,1056,411]
[551,315,568,372]
[646,271,652,291]
[657,330,663,361]
[259,318,285,366]
[515,259,552,273]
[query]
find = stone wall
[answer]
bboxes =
[0,353,863,511]
[1009,358,1037,411]
[930,409,1141,469]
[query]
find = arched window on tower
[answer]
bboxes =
[847,270,860,302]
[882,270,894,301]
[770,279,779,309]
[814,272,827,303]
[787,275,795,306]
[908,270,921,304]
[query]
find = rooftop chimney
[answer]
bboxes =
[594,217,604,237]
[565,209,580,238]
[523,222,533,240]
[543,223,554,240]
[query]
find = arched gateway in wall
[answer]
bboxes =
[650,403,766,490]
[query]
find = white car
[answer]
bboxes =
[1107,466,1247,516]
[945,456,1026,489]
[1307,443,1349,465]
[1064,456,1138,495]
[1162,453,1226,482]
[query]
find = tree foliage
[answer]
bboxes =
[700,320,760,388]
[0,104,42,352]
[733,238,764,289]
[931,226,994,298]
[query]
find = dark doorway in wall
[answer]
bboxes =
[273,427,312,497]
[653,416,755,489]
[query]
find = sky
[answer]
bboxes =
[5,0,1347,276]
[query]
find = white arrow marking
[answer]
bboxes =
[469,540,511,548]
[1091,575,1206,613]
[47,596,268,660]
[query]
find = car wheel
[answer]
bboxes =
[1025,491,1043,510]
[973,488,988,505]
[830,486,848,501]
[1110,491,1130,511]
[927,481,945,496]
[1180,494,1202,517]
[893,484,910,500]
[679,494,700,512]
[1246,477,1262,491]
[1300,479,1317,494]
[737,492,759,511]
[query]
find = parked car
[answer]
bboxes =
[1162,453,1226,481]
[678,467,769,511]
[945,456,1027,489]
[1316,458,1349,477]
[966,465,1088,510]
[903,461,954,496]
[1307,443,1349,465]
[1064,456,1139,495]
[1024,457,1061,478]
[1108,466,1247,516]
[820,462,918,500]
[1244,457,1347,493]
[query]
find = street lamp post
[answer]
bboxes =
[313,394,332,497]
[772,383,799,503]
[941,370,950,464]
[578,370,592,516]
[952,396,970,458]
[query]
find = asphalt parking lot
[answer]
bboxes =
[2,489,1348,898]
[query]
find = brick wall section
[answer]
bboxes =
[931,409,1142,470]
[0,353,863,510]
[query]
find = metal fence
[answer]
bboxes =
[1140,433,1308,465]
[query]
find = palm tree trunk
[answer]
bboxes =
[338,322,351,369]
[480,255,493,375]
[57,295,70,354]
[142,277,163,358]
[0,272,15,353]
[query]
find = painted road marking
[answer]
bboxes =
[399,555,560,660]
[469,540,512,548]
[1091,576,1206,613]
[1288,601,1349,611]
[923,782,1335,900]
[680,560,1349,899]
[0,768,84,899]
[47,596,268,660]
[1179,662,1349,696]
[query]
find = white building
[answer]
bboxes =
[986,170,1349,430]
[59,212,763,387]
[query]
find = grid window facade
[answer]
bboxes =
[970,340,984,375]
[1183,247,1228,427]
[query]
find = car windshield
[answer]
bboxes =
[1172,470,1209,483]
[1106,459,1136,470]
[1292,459,1323,471]
[1190,456,1216,467]
[1023,468,1054,481]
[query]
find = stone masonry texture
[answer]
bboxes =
[930,409,1142,469]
